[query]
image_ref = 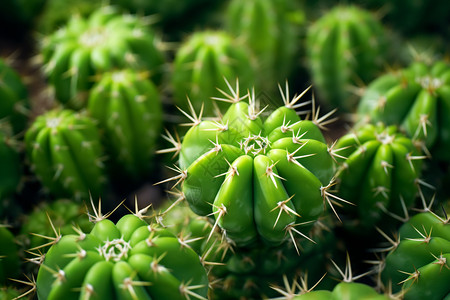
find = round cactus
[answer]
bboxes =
[292,281,390,299]
[35,211,209,300]
[357,60,450,162]
[39,6,165,108]
[0,226,20,285]
[225,0,302,94]
[306,5,387,113]
[380,211,450,299]
[0,58,29,134]
[162,84,337,248]
[87,69,162,184]
[334,122,424,230]
[171,30,255,115]
[25,109,106,201]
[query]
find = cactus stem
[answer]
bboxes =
[207,204,227,243]
[405,225,433,244]
[215,158,238,183]
[398,267,420,286]
[120,275,152,300]
[291,128,309,144]
[431,253,449,271]
[265,161,285,188]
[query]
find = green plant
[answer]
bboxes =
[0,127,22,210]
[334,122,424,230]
[0,226,20,285]
[25,109,106,201]
[162,83,338,248]
[357,60,450,161]
[39,5,165,108]
[35,206,209,300]
[87,69,162,185]
[306,5,387,113]
[171,30,255,115]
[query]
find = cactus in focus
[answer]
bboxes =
[171,30,255,115]
[379,211,450,299]
[39,6,165,108]
[334,123,424,230]
[161,83,338,248]
[0,58,29,134]
[306,5,387,113]
[87,69,162,185]
[35,208,209,300]
[25,109,106,200]
[357,60,450,161]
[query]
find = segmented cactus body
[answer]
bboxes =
[40,6,165,108]
[0,226,20,284]
[36,213,209,300]
[357,60,450,161]
[173,86,335,247]
[0,58,29,134]
[171,30,255,115]
[87,69,162,183]
[25,109,106,200]
[380,211,450,299]
[334,123,423,230]
[292,281,390,299]
[306,5,387,112]
[225,0,301,93]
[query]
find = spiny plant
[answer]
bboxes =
[39,5,165,109]
[32,199,209,300]
[306,4,387,113]
[333,122,426,231]
[25,108,106,201]
[357,60,450,162]
[0,57,29,134]
[0,225,20,285]
[87,68,162,185]
[376,209,450,300]
[159,80,342,250]
[225,0,303,94]
[171,30,255,115]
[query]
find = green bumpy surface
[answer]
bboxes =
[0,58,29,134]
[25,109,106,200]
[171,30,255,115]
[225,0,302,92]
[87,69,162,183]
[357,60,450,161]
[381,211,450,299]
[293,281,390,300]
[40,6,165,108]
[306,5,387,112]
[36,213,209,300]
[178,91,335,247]
[0,226,20,284]
[335,123,422,230]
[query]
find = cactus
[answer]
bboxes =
[306,5,387,113]
[0,226,20,285]
[0,126,22,209]
[39,6,165,109]
[334,122,424,230]
[225,0,303,94]
[379,211,450,299]
[25,109,106,201]
[0,58,29,134]
[292,281,390,299]
[161,83,338,248]
[87,69,162,185]
[171,30,255,115]
[357,60,450,162]
[35,207,209,300]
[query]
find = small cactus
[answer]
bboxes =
[39,6,165,108]
[25,109,106,201]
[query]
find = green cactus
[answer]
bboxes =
[161,83,338,249]
[25,109,106,201]
[379,211,450,299]
[0,127,22,208]
[87,69,162,185]
[39,5,165,109]
[35,209,209,300]
[357,60,450,162]
[292,281,390,300]
[0,58,29,134]
[225,0,303,94]
[306,5,387,113]
[0,226,20,285]
[171,30,255,115]
[334,122,424,230]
